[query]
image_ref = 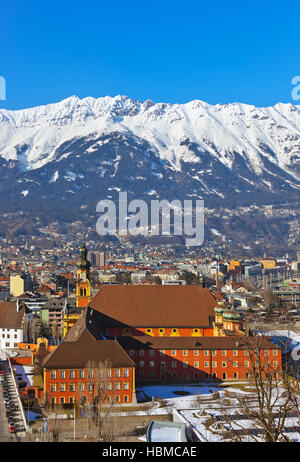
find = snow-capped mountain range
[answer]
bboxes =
[0,95,300,220]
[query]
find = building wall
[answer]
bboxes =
[126,347,282,382]
[44,366,135,405]
[10,275,25,297]
[0,328,23,349]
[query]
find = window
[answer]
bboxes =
[160,350,165,356]
[14,343,18,348]
[233,372,238,379]
[139,350,144,356]
[60,370,65,379]
[14,335,17,339]
[123,382,129,390]
[244,350,249,356]
[273,361,278,367]
[88,370,93,379]
[124,395,129,403]
[79,384,85,391]
[88,383,94,391]
[123,368,129,377]
[172,361,177,368]
[171,350,177,356]
[222,362,227,368]
[172,328,178,334]
[50,384,56,392]
[183,350,188,356]
[161,361,166,368]
[213,372,217,379]
[222,372,226,380]
[149,371,155,380]
[115,396,121,403]
[50,371,56,379]
[194,361,199,368]
[159,329,164,334]
[69,370,75,379]
[129,350,134,356]
[183,361,188,368]
[212,361,217,368]
[150,361,155,368]
[115,382,121,390]
[79,370,84,379]
[193,329,199,334]
[115,369,121,378]
[245,361,249,367]
[149,350,154,357]
[204,362,209,368]
[222,350,226,356]
[194,350,199,356]
[107,369,112,378]
[204,350,209,356]
[69,397,74,404]
[139,361,144,368]
[60,384,66,392]
[106,382,112,390]
[60,397,65,404]
[233,361,238,368]
[212,350,216,356]
[273,350,278,356]
[146,328,152,334]
[265,350,269,356]
[195,372,199,380]
[233,350,238,356]
[69,383,75,392]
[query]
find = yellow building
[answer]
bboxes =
[10,274,30,297]
[259,258,276,269]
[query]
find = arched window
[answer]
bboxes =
[80,288,83,296]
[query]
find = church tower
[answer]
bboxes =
[76,242,91,308]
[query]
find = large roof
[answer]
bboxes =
[43,329,134,369]
[0,302,25,329]
[88,285,217,328]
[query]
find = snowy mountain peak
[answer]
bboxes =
[0,95,299,194]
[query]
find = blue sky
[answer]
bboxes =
[1,0,300,110]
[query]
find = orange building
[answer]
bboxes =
[43,311,135,406]
[42,285,282,406]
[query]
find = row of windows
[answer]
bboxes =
[50,395,130,404]
[137,360,279,368]
[50,382,130,392]
[123,327,201,336]
[129,349,278,357]
[138,371,277,381]
[3,343,19,348]
[1,334,19,339]
[49,368,130,379]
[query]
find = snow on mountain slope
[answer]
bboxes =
[0,95,300,183]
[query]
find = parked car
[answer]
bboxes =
[9,425,15,433]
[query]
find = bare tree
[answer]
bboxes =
[79,359,118,441]
[219,335,300,442]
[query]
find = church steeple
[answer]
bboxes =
[76,242,91,307]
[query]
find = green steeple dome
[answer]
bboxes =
[214,302,226,314]
[222,302,241,321]
[76,242,91,270]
